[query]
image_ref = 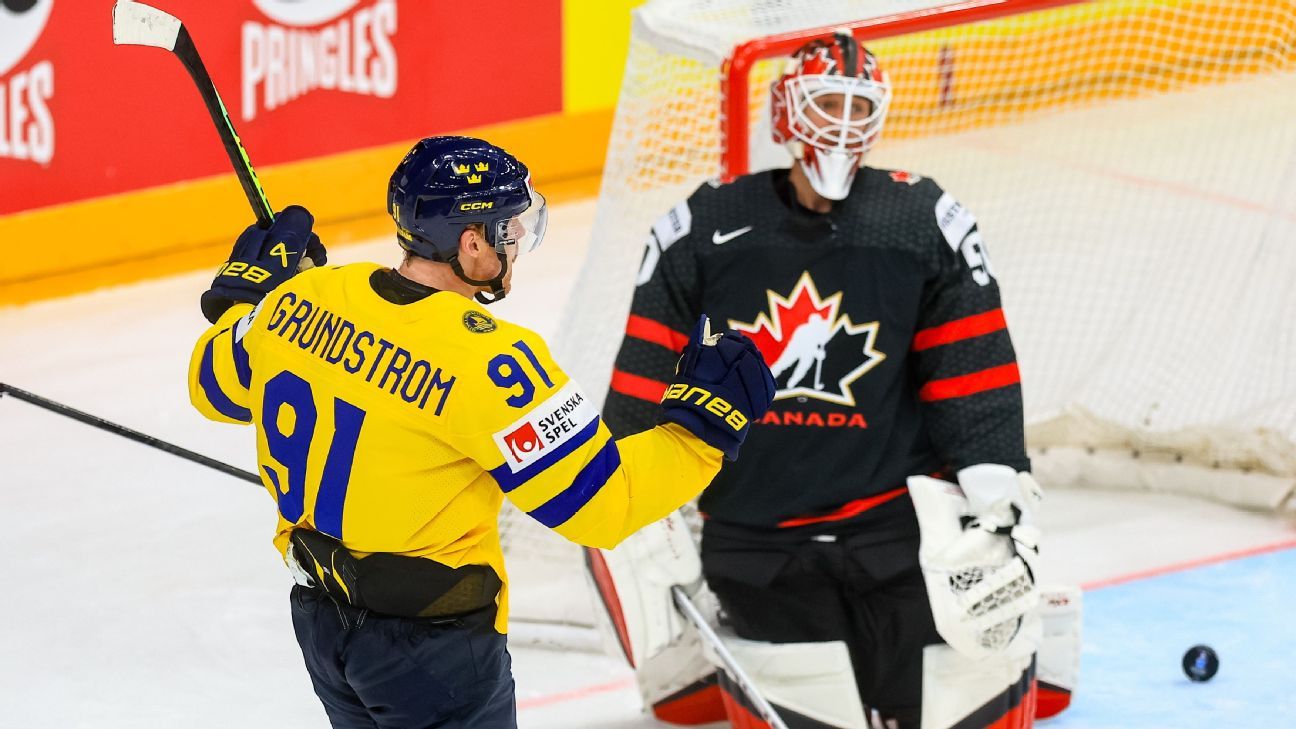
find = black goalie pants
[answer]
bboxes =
[700,515,942,728]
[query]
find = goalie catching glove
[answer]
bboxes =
[200,205,328,323]
[660,316,776,460]
[908,464,1043,660]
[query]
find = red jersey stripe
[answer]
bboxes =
[919,363,1021,402]
[912,308,1007,351]
[625,315,688,353]
[777,485,909,528]
[610,368,669,404]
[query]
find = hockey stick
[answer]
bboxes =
[0,382,261,486]
[671,585,790,729]
[112,0,274,227]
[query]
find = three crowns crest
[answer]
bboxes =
[453,160,490,184]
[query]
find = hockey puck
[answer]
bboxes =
[2,0,40,15]
[1182,645,1219,682]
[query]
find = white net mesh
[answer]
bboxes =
[504,0,1296,631]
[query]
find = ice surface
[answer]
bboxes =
[1,183,1292,729]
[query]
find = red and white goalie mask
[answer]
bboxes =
[771,32,891,200]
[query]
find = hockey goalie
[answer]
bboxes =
[594,31,1081,729]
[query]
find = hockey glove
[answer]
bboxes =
[908,464,1042,659]
[200,205,327,323]
[660,315,776,460]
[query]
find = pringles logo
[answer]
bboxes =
[243,0,398,121]
[0,0,55,165]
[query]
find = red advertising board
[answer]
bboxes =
[0,0,562,215]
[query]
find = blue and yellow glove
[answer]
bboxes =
[660,316,776,460]
[200,205,327,323]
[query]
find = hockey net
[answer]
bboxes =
[504,0,1296,634]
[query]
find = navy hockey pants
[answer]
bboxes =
[290,585,516,729]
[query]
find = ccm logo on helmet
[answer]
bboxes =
[662,383,749,431]
[459,201,495,211]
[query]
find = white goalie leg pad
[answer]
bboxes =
[636,627,723,724]
[922,611,1040,729]
[700,628,870,729]
[584,510,716,710]
[1035,584,1082,718]
[908,465,1042,660]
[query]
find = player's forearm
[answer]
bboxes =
[187,303,256,424]
[550,423,721,549]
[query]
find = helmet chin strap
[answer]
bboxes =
[447,251,510,305]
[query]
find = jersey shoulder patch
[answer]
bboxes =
[651,200,693,249]
[491,379,599,477]
[934,191,978,253]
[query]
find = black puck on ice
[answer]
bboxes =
[1182,645,1219,682]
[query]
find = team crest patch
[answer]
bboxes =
[729,271,886,408]
[463,310,497,333]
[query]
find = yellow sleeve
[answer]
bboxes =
[187,303,257,424]
[546,421,722,549]
[447,327,722,550]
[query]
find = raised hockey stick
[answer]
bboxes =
[0,382,261,486]
[112,0,274,227]
[671,585,791,729]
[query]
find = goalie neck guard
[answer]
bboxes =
[771,31,891,201]
[387,136,547,304]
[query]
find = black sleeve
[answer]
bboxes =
[603,198,703,437]
[911,184,1030,473]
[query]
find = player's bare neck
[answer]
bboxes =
[398,256,477,300]
[789,163,834,214]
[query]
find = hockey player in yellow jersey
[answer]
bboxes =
[187,136,776,728]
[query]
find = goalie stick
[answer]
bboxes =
[671,585,790,729]
[0,382,260,486]
[111,0,274,227]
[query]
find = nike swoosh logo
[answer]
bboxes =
[712,226,753,245]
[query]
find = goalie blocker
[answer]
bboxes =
[589,465,1081,729]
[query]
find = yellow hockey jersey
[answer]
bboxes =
[188,262,722,631]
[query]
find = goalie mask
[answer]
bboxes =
[771,31,891,200]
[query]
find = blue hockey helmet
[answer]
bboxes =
[387,135,547,274]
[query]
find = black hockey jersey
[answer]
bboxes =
[603,167,1030,531]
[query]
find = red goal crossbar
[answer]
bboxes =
[720,0,1089,180]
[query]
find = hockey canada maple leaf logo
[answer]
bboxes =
[729,272,885,407]
[890,170,922,185]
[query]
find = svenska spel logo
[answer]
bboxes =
[0,0,55,165]
[243,0,398,121]
[503,422,545,464]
